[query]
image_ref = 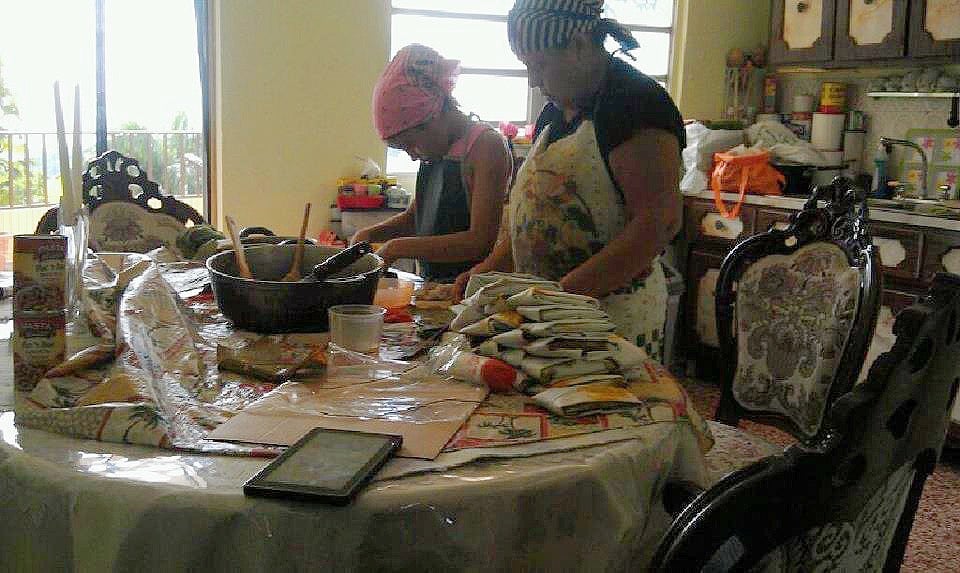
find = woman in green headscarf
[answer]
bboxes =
[455,0,685,362]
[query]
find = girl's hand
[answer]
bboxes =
[375,240,399,268]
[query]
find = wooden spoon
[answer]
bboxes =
[282,203,312,282]
[225,215,253,279]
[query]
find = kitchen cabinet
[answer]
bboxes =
[908,0,960,58]
[770,0,837,64]
[770,0,959,66]
[835,0,909,60]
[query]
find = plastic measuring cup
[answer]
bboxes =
[373,278,414,309]
[328,304,386,353]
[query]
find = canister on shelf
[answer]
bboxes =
[13,313,66,393]
[13,234,67,315]
[819,82,846,113]
[762,77,778,113]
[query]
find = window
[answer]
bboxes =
[387,0,676,173]
[0,0,207,236]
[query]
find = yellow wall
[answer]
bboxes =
[212,0,769,235]
[214,0,390,236]
[671,0,771,121]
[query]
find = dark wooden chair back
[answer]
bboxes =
[652,273,960,572]
[36,150,204,253]
[715,178,881,442]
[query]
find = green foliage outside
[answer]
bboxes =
[113,111,204,197]
[0,56,33,207]
[0,56,201,207]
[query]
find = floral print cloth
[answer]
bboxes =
[509,119,668,361]
[445,359,714,455]
[733,243,861,438]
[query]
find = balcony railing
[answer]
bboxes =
[0,130,205,209]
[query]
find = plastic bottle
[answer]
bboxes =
[870,143,890,198]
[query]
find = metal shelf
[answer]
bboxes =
[867,92,958,98]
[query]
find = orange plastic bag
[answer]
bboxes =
[710,150,785,218]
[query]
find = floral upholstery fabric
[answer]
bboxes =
[89,202,185,256]
[704,420,782,484]
[733,243,861,438]
[750,462,916,573]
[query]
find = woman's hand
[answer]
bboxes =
[453,262,491,301]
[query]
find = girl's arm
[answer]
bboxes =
[377,130,512,266]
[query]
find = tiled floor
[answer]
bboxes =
[682,377,960,572]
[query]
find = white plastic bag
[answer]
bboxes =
[680,122,744,192]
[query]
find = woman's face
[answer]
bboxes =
[386,114,448,163]
[519,45,589,111]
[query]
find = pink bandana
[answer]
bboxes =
[372,44,461,140]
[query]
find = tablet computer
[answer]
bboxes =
[243,428,402,504]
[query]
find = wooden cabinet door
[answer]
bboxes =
[922,230,960,283]
[870,223,924,281]
[683,199,756,247]
[770,0,837,64]
[685,249,726,350]
[835,0,908,60]
[909,0,960,58]
[755,207,795,233]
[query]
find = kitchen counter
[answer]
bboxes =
[685,189,960,232]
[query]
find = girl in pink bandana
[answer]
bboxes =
[353,44,512,282]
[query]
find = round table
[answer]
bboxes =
[0,302,707,572]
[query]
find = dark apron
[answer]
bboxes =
[414,158,476,281]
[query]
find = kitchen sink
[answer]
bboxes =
[867,197,959,216]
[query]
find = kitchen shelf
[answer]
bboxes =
[867,92,959,99]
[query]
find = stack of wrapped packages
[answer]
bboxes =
[446,273,652,417]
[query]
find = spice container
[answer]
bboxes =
[13,313,66,392]
[13,235,67,315]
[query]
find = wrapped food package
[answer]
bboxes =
[533,382,641,417]
[520,319,617,338]
[524,373,626,395]
[519,355,619,386]
[524,335,617,359]
[458,310,524,337]
[506,287,600,309]
[515,305,608,322]
[443,351,524,393]
[463,272,559,299]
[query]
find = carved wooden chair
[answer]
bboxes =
[653,273,960,572]
[36,150,204,255]
[703,179,882,482]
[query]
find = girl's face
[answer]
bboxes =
[386,114,449,163]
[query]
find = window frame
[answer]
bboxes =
[390,4,674,124]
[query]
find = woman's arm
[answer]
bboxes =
[559,128,681,298]
[350,205,416,245]
[377,130,512,266]
[452,214,515,299]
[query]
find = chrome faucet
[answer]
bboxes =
[880,137,929,199]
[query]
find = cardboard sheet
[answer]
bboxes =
[208,375,487,459]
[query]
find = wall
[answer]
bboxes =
[671,0,771,121]
[213,0,390,236]
[777,66,960,190]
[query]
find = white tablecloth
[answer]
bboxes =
[0,299,708,572]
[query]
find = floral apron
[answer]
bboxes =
[509,120,668,362]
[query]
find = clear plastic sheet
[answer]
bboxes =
[16,256,279,455]
[241,342,486,425]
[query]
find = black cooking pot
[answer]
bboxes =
[207,244,384,333]
[772,162,816,197]
[239,226,317,246]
